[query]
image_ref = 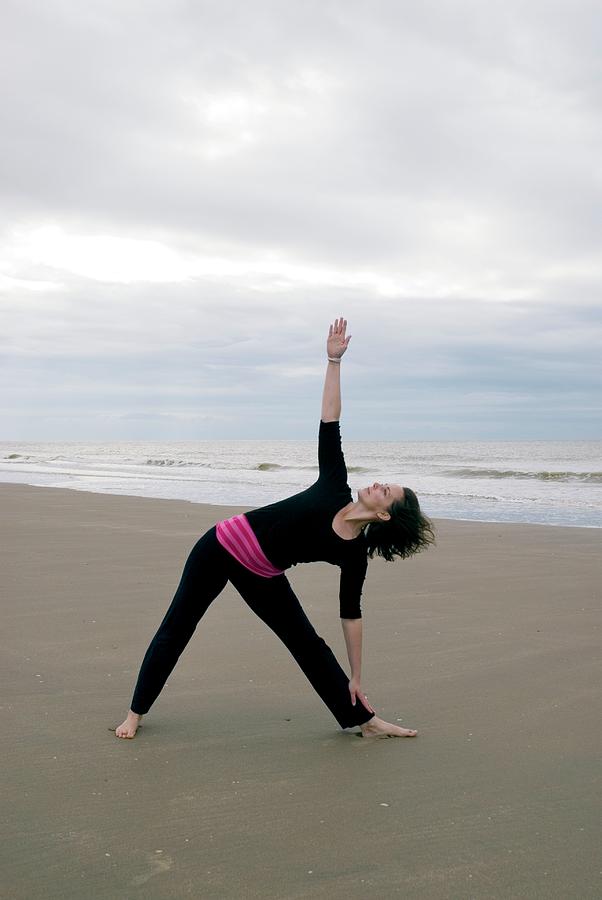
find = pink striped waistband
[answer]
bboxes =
[215,514,285,578]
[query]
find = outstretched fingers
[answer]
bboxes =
[327,318,351,357]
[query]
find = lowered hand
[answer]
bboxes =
[348,676,375,713]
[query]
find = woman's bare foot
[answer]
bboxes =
[114,710,143,739]
[360,715,417,738]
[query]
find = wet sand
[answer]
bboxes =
[1,482,601,899]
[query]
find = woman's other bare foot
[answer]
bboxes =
[114,710,142,739]
[360,715,417,738]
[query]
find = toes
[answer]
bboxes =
[114,721,139,738]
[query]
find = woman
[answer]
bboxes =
[115,318,435,740]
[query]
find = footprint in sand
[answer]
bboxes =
[131,852,174,886]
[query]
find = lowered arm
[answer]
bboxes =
[341,617,363,678]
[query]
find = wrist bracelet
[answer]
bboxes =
[327,356,341,363]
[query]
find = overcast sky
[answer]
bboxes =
[1,0,600,440]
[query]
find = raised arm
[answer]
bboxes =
[321,318,351,422]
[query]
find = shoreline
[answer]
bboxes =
[2,478,599,529]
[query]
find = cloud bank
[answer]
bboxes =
[1,0,600,439]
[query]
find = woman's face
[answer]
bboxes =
[358,482,405,515]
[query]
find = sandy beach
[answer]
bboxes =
[1,482,601,899]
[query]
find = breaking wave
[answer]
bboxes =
[443,468,602,483]
[146,459,207,467]
[256,463,370,473]
[146,459,370,474]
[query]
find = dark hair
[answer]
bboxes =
[364,486,435,562]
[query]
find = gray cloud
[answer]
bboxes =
[0,0,600,439]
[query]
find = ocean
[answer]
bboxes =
[1,439,601,528]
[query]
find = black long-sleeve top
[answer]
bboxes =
[246,420,368,618]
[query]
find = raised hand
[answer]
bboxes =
[327,318,351,360]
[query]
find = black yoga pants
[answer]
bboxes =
[130,527,375,729]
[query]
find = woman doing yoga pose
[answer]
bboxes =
[115,319,435,739]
